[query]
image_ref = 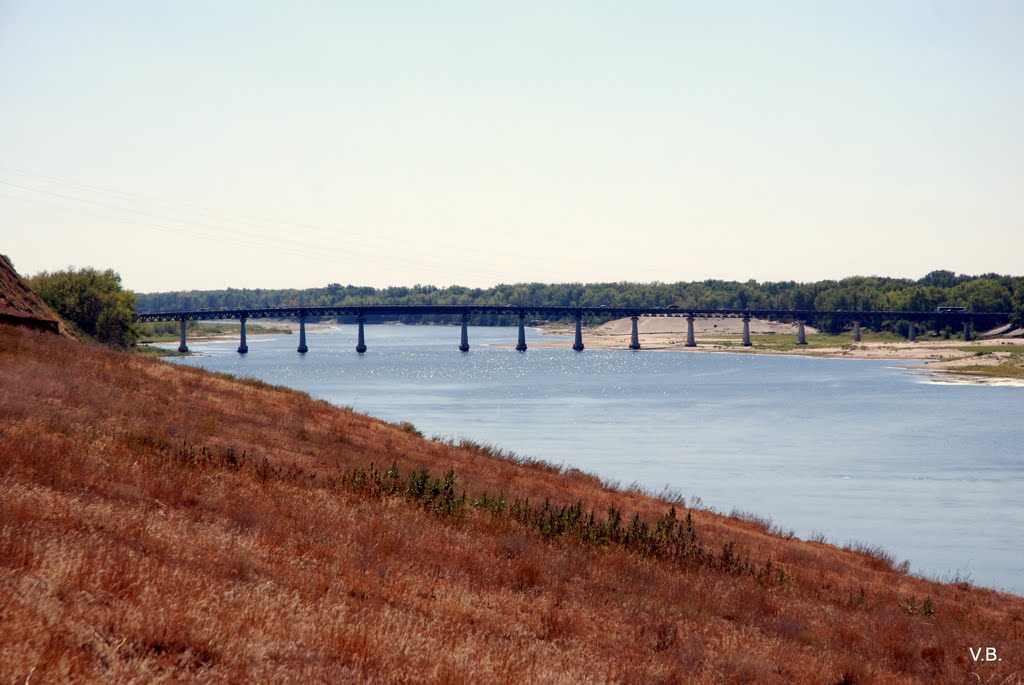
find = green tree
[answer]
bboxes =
[951,279,1012,313]
[918,270,959,288]
[29,267,138,348]
[1011,282,1024,328]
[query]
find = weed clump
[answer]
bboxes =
[342,462,786,583]
[900,596,935,616]
[844,540,910,573]
[395,421,423,438]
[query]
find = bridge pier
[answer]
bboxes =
[459,313,470,352]
[796,321,807,345]
[297,316,308,353]
[629,316,641,350]
[686,316,696,347]
[356,315,367,353]
[908,323,916,342]
[516,313,527,352]
[853,321,861,342]
[177,319,189,353]
[572,314,584,351]
[237,316,248,354]
[742,316,751,347]
[962,322,971,342]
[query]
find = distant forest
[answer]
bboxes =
[137,270,1024,330]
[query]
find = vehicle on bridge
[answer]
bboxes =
[937,306,967,313]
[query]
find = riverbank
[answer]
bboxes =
[5,321,1024,682]
[136,322,340,357]
[136,321,295,344]
[537,317,1024,383]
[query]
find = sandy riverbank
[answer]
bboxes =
[531,317,1024,384]
[143,322,338,345]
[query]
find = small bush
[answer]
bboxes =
[844,540,909,573]
[396,421,423,438]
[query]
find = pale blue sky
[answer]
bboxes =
[2,1,1022,291]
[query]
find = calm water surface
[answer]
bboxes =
[160,324,1024,595]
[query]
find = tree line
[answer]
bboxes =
[27,268,1024,350]
[137,270,1024,329]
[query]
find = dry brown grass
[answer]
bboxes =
[2,323,1023,683]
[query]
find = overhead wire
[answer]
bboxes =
[0,169,529,286]
[0,166,536,282]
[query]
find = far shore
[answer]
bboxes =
[533,317,1024,385]
[138,321,338,345]
[194,321,339,342]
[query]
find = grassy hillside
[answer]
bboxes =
[2,323,1022,684]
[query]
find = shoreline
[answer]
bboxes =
[535,319,1024,385]
[139,322,338,345]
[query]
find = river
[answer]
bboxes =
[157,323,1024,596]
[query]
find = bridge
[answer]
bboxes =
[134,305,1012,354]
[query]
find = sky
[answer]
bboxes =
[2,1,1022,293]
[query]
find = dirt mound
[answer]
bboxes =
[0,254,72,336]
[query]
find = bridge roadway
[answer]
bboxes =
[135,305,1010,355]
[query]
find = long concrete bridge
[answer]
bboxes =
[134,305,1010,354]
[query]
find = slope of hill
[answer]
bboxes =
[1,322,1022,683]
[0,254,71,336]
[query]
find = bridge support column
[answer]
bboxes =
[853,321,861,342]
[356,316,367,353]
[796,321,807,345]
[297,316,308,353]
[237,316,248,354]
[629,316,641,350]
[686,316,696,347]
[962,322,971,342]
[908,323,916,342]
[177,319,189,353]
[572,314,584,351]
[516,313,527,351]
[459,313,470,352]
[742,316,751,347]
